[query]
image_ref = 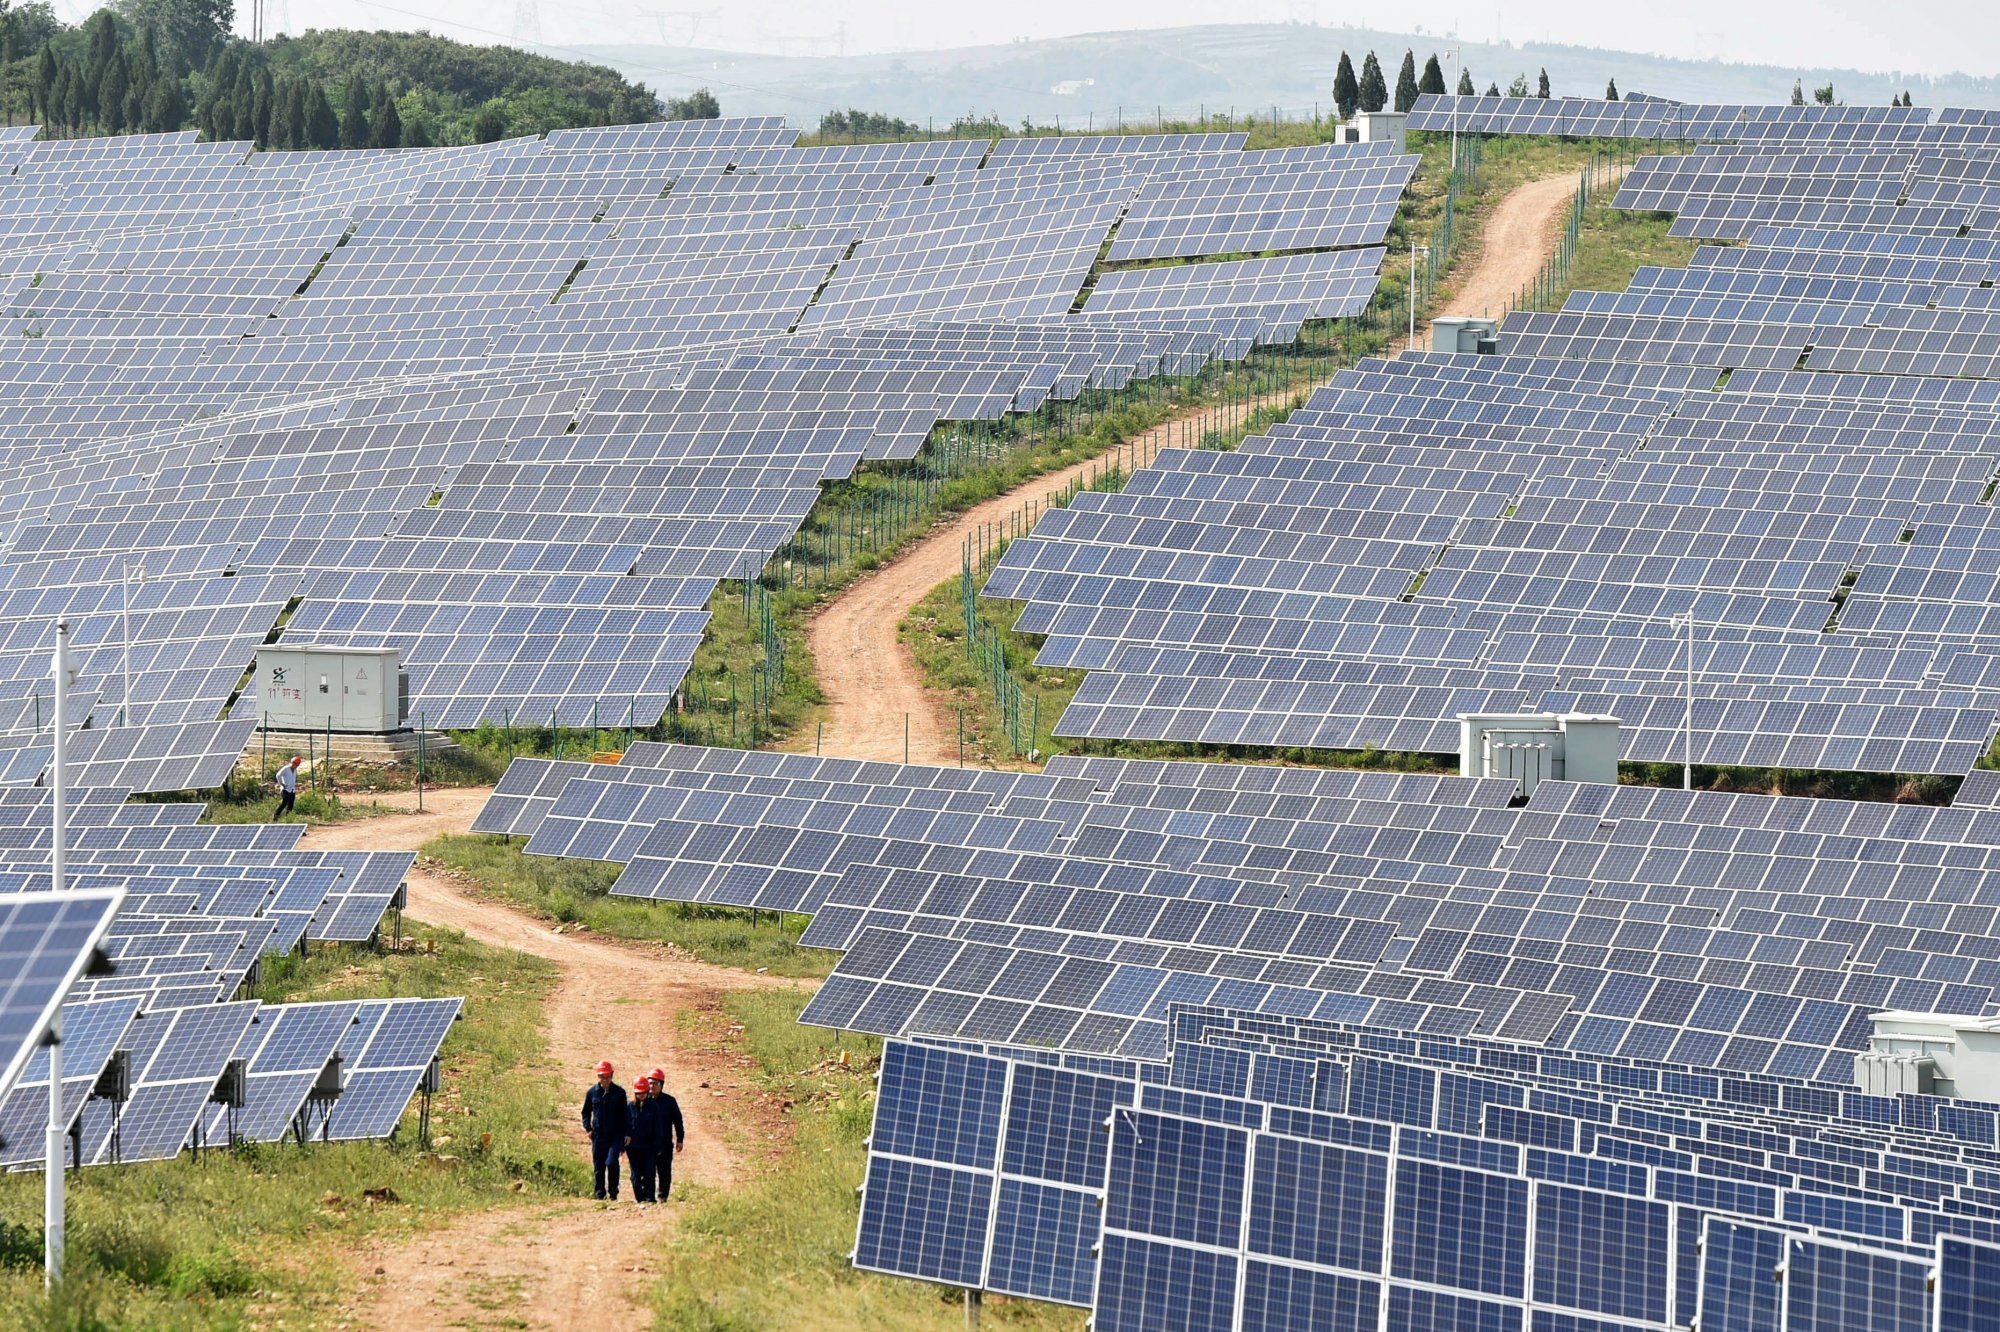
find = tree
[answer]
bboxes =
[1791,79,1805,106]
[97,50,128,133]
[1394,50,1418,113]
[1507,73,1530,97]
[339,78,369,147]
[1606,78,1619,100]
[305,82,338,148]
[1485,81,1500,97]
[1457,68,1475,96]
[1814,82,1834,105]
[372,83,400,148]
[114,0,233,73]
[1333,51,1358,119]
[1419,53,1445,97]
[251,65,273,145]
[662,87,718,119]
[228,62,252,140]
[1358,52,1388,113]
[471,99,507,143]
[1537,67,1551,99]
[403,105,432,147]
[145,71,185,132]
[34,46,55,123]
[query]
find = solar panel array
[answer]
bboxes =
[0,779,450,1166]
[0,122,1407,789]
[483,733,2000,1323]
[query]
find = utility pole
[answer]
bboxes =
[45,619,74,1289]
[1448,44,1462,169]
[1409,243,1430,350]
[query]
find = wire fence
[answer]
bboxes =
[1502,143,1660,318]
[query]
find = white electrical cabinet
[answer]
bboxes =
[1459,713,1620,800]
[256,646,405,732]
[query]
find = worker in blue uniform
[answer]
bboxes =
[581,1059,629,1200]
[626,1075,656,1202]
[640,1064,686,1203]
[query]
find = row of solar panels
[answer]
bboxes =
[854,1011,2000,1329]
[0,121,1412,785]
[0,884,456,1169]
[476,745,2000,1081]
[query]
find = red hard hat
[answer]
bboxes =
[595,1060,613,1076]
[650,1067,665,1084]
[289,755,303,766]
[633,1076,650,1091]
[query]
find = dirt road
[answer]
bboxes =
[1414,165,1626,341]
[310,794,810,1331]
[806,167,1602,767]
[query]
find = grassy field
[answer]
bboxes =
[0,930,565,1331]
[421,833,834,979]
[650,989,1074,1331]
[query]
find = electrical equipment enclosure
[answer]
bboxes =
[256,646,404,733]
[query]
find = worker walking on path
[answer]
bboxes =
[581,1059,630,1201]
[273,755,303,820]
[626,1076,656,1203]
[640,1065,686,1204]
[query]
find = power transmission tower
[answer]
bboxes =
[513,0,541,46]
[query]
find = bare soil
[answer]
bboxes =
[309,796,810,1331]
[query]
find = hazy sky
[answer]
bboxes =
[224,0,1995,79]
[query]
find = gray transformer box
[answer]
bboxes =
[256,645,405,733]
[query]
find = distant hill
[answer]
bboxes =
[569,23,2000,128]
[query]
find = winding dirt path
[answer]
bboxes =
[806,167,1601,766]
[305,792,812,1331]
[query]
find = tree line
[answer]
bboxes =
[0,1,721,146]
[1332,48,1598,117]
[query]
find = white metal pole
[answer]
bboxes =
[1683,609,1694,792]
[46,618,71,1289]
[1409,244,1416,348]
[44,1010,61,1288]
[121,560,131,728]
[1449,46,1460,170]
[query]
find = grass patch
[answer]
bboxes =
[187,789,400,826]
[0,928,567,1330]
[900,575,1083,766]
[650,989,1073,1331]
[421,833,833,979]
[1549,207,1697,313]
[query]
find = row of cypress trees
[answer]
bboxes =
[1333,49,1597,118]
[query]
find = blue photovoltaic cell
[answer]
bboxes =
[1105,1109,1247,1247]
[1248,1133,1386,1272]
[1391,1161,1529,1297]
[1094,1233,1237,1332]
[1781,1235,1930,1332]
[1240,1263,1379,1332]
[1939,1235,2000,1332]
[1386,1284,1524,1332]
[0,891,124,1102]
[853,1155,992,1287]
[870,1041,1006,1168]
[1531,1184,1670,1322]
[1000,1060,1125,1186]
[986,1177,1101,1306]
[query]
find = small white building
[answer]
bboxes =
[1340,110,1408,152]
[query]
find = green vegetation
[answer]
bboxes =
[10,6,705,146]
[421,833,834,978]
[650,989,1072,1331]
[1548,206,1697,313]
[0,928,567,1329]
